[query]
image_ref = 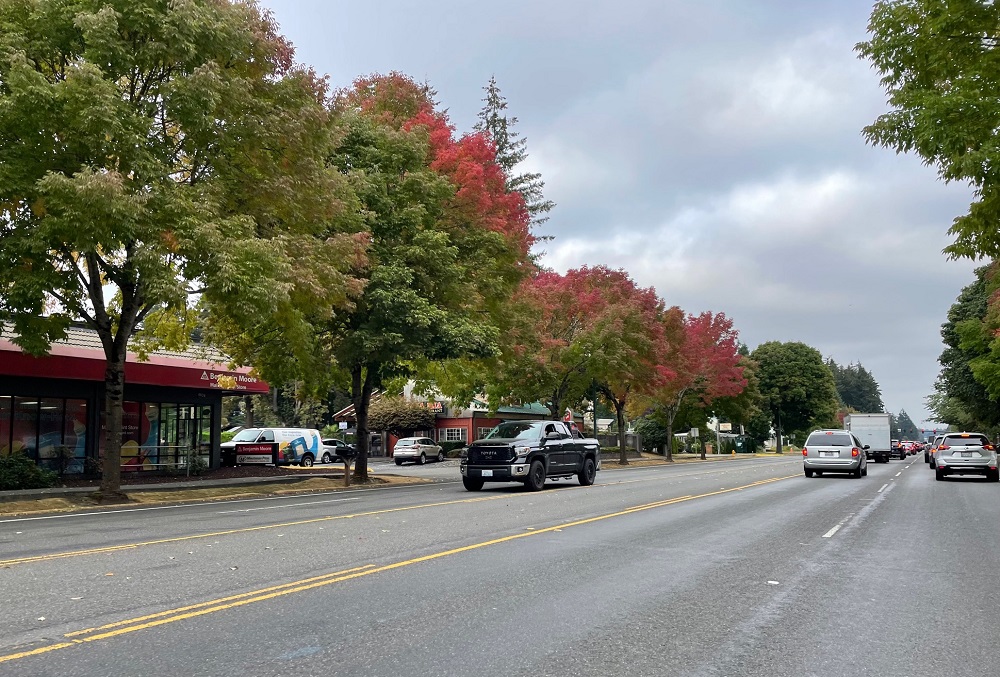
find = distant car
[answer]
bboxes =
[890,439,906,460]
[321,438,356,463]
[393,437,444,465]
[933,432,999,481]
[927,434,946,465]
[802,429,869,478]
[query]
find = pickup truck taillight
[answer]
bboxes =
[801,448,808,456]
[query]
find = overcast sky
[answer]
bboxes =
[260,0,980,427]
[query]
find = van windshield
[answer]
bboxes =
[232,429,261,442]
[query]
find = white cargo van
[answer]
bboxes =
[221,428,324,466]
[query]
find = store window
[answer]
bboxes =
[64,400,87,472]
[37,398,64,470]
[12,397,39,459]
[0,396,11,456]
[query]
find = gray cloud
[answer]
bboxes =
[263,0,981,425]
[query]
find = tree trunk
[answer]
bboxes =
[98,357,128,501]
[548,388,562,420]
[665,407,676,463]
[614,399,629,465]
[699,434,707,460]
[351,365,375,483]
[245,395,254,427]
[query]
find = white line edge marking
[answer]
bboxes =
[1,457,796,524]
[878,483,889,493]
[0,483,442,524]
[822,525,842,538]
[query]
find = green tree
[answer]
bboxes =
[711,355,765,438]
[325,73,533,483]
[933,265,1000,430]
[751,342,839,453]
[0,0,359,499]
[475,76,554,228]
[893,409,920,440]
[828,359,885,413]
[367,398,436,438]
[858,1,1000,259]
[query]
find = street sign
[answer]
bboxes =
[690,428,699,438]
[719,423,732,432]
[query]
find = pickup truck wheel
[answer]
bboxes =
[463,476,484,491]
[418,453,426,465]
[525,460,546,491]
[300,454,314,467]
[321,452,332,464]
[578,458,596,486]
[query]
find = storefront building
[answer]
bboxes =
[0,326,269,472]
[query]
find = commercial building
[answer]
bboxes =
[0,326,268,472]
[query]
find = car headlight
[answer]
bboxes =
[515,445,531,462]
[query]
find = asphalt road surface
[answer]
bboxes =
[1,455,997,676]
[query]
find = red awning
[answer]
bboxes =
[0,332,269,394]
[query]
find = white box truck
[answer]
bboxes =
[844,413,892,463]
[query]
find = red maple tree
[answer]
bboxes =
[647,310,746,461]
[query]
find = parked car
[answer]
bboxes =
[393,437,444,465]
[321,438,356,463]
[802,429,868,478]
[933,432,999,481]
[220,427,324,467]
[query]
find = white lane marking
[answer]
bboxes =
[216,497,360,514]
[822,512,855,539]
[878,483,889,493]
[895,472,902,477]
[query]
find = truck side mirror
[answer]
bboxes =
[545,431,561,440]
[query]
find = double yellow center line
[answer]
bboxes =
[0,474,796,665]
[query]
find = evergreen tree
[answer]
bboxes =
[475,76,555,228]
[828,359,885,413]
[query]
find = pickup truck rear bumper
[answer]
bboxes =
[461,463,530,481]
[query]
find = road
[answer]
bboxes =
[1,455,997,676]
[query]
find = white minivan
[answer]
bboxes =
[221,428,324,466]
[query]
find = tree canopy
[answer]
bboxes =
[0,0,359,496]
[929,263,1000,432]
[475,76,554,229]
[751,341,839,451]
[828,359,885,413]
[858,1,1000,259]
[324,72,533,481]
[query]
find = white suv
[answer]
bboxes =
[933,433,998,482]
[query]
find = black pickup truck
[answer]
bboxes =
[460,420,601,491]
